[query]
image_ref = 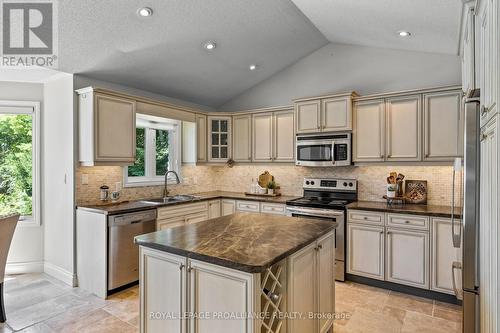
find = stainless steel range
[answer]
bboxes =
[286,178,357,281]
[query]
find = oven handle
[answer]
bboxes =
[286,206,344,218]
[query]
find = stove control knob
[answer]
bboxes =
[349,182,353,187]
[343,182,348,187]
[310,181,315,185]
[305,181,310,185]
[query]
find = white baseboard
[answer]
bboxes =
[5,261,44,275]
[43,262,77,287]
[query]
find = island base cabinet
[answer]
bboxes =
[140,248,186,333]
[188,260,256,333]
[287,231,335,333]
[385,228,429,289]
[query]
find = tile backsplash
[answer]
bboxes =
[76,164,455,206]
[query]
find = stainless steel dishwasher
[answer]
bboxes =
[108,209,156,291]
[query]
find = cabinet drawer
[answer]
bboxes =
[157,216,185,230]
[386,213,429,230]
[260,203,286,215]
[236,200,260,212]
[348,210,385,226]
[157,201,208,220]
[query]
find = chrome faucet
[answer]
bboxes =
[163,170,181,198]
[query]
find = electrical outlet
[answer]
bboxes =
[81,174,89,185]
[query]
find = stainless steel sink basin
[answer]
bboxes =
[140,195,200,205]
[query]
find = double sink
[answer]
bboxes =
[140,194,202,205]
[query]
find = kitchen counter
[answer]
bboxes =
[134,212,336,273]
[77,191,298,215]
[347,201,462,219]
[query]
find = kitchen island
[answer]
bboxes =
[134,212,336,333]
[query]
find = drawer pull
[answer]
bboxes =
[405,220,410,224]
[363,216,368,220]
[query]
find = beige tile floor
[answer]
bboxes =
[0,274,462,332]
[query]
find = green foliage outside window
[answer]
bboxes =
[0,114,33,216]
[156,129,169,176]
[128,128,146,177]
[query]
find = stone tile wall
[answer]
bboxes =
[76,164,456,206]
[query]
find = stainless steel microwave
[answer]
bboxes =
[295,133,352,167]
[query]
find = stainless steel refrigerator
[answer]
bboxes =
[452,89,480,333]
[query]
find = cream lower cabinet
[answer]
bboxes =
[347,223,385,280]
[385,228,429,289]
[431,218,462,294]
[221,199,236,216]
[157,201,209,229]
[77,87,136,166]
[288,231,335,333]
[188,260,255,333]
[207,200,221,219]
[139,247,255,333]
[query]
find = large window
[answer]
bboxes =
[0,102,39,224]
[125,114,181,186]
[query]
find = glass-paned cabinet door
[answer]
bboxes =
[208,116,231,162]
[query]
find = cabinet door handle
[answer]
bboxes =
[404,220,410,224]
[452,261,463,300]
[387,231,392,235]
[180,264,185,271]
[317,244,323,250]
[481,105,488,116]
[379,231,384,235]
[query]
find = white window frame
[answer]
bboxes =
[0,101,40,227]
[124,114,181,187]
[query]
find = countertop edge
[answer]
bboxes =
[346,202,461,219]
[77,192,299,216]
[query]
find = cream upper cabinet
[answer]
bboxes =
[385,228,429,289]
[478,0,498,127]
[232,114,252,162]
[295,93,355,134]
[295,100,321,133]
[322,96,352,131]
[77,88,136,166]
[461,3,476,96]
[347,223,385,280]
[207,116,231,162]
[252,112,273,162]
[385,95,422,162]
[353,99,385,162]
[273,109,295,162]
[196,114,207,162]
[423,91,463,161]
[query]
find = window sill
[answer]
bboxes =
[18,216,41,227]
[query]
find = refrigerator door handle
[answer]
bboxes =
[451,159,462,248]
[452,261,463,300]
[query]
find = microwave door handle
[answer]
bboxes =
[332,143,336,165]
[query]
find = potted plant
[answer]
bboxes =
[267,181,277,195]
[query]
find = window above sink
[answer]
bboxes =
[124,114,181,187]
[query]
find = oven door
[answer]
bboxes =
[296,140,334,166]
[286,206,345,280]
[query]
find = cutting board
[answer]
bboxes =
[258,171,274,188]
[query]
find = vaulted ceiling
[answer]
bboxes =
[58,0,463,108]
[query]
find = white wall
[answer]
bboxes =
[42,73,76,285]
[0,81,45,273]
[74,75,214,112]
[220,42,461,111]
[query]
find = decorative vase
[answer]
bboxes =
[268,189,274,195]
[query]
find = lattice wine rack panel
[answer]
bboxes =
[260,260,286,333]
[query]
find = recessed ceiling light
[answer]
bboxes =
[398,31,411,37]
[138,7,153,17]
[203,41,217,50]
[249,64,257,71]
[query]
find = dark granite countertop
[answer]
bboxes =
[347,201,462,219]
[77,191,299,216]
[134,212,336,273]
